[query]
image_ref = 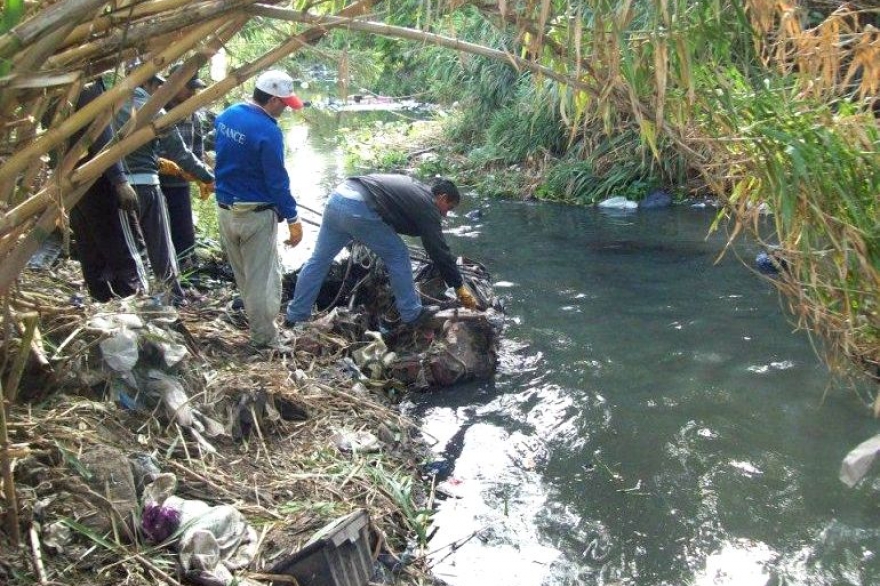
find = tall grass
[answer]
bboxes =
[699,74,880,380]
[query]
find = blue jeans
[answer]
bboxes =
[286,192,423,323]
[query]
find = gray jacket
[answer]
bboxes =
[115,87,213,186]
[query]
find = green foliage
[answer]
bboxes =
[377,149,410,170]
[1,0,24,34]
[700,72,880,371]
[285,446,430,546]
[1,0,24,75]
[308,0,878,377]
[192,186,219,241]
[362,459,433,546]
[538,160,595,202]
[278,500,345,516]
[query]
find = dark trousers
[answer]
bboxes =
[162,183,196,266]
[70,176,149,302]
[133,184,180,292]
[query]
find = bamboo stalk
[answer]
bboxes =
[0,188,56,241]
[0,21,81,115]
[0,378,21,547]
[62,0,199,48]
[5,312,40,405]
[0,71,81,90]
[0,97,52,209]
[0,0,111,60]
[0,18,252,292]
[0,184,89,296]
[247,6,598,95]
[0,15,228,195]
[0,217,36,260]
[47,0,255,68]
[28,522,48,584]
[11,20,79,72]
[78,50,139,83]
[120,0,371,139]
[56,106,115,191]
[0,19,241,240]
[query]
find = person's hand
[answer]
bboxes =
[456,285,478,309]
[198,182,214,200]
[285,221,303,247]
[114,182,139,212]
[157,158,184,177]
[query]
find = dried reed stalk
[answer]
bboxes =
[0,378,21,546]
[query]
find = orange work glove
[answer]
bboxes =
[285,220,303,247]
[456,285,478,309]
[157,157,184,177]
[198,182,214,200]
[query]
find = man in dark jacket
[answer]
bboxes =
[66,79,149,301]
[285,174,477,327]
[114,73,214,299]
[158,65,210,268]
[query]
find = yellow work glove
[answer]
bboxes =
[285,220,303,247]
[456,285,478,309]
[157,157,184,177]
[198,182,214,200]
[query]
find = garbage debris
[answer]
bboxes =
[78,445,139,534]
[435,478,467,499]
[283,243,504,393]
[332,429,381,453]
[99,327,140,372]
[144,369,194,427]
[27,231,65,269]
[269,509,373,586]
[129,452,162,493]
[598,196,638,210]
[840,434,880,487]
[4,251,458,586]
[142,473,258,586]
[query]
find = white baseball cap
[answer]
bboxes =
[254,70,304,109]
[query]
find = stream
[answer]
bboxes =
[281,113,879,586]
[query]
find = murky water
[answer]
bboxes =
[285,114,879,586]
[413,202,880,586]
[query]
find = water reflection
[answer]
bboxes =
[278,121,341,269]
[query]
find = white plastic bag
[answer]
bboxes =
[840,434,880,487]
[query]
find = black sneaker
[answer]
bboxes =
[407,305,439,328]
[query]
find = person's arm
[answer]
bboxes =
[191,111,205,160]
[76,82,135,207]
[420,221,463,290]
[97,118,137,210]
[94,123,128,187]
[159,124,214,183]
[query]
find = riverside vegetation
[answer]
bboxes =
[1,0,879,583]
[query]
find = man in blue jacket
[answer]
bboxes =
[214,70,304,351]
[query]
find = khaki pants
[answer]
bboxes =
[218,206,281,346]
